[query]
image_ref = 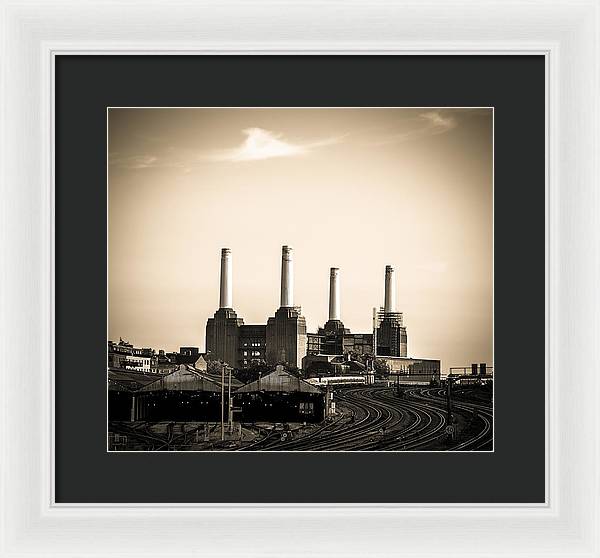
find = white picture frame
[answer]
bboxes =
[1,1,598,556]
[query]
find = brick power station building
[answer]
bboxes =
[205,246,414,371]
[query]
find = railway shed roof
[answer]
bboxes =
[188,366,243,389]
[137,365,230,393]
[109,364,243,393]
[108,368,164,393]
[236,366,322,394]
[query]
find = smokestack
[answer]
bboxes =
[328,267,340,321]
[384,265,396,313]
[219,248,232,308]
[280,245,294,307]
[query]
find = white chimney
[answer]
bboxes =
[280,246,294,307]
[328,267,340,321]
[384,265,396,313]
[219,248,232,308]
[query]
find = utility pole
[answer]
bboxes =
[372,307,378,357]
[228,366,233,433]
[446,375,453,424]
[130,395,136,422]
[221,364,225,441]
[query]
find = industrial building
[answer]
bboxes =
[379,356,441,385]
[306,265,408,360]
[108,368,165,421]
[134,365,241,422]
[108,364,242,422]
[302,353,368,376]
[205,246,414,371]
[234,365,326,423]
[108,248,441,426]
[108,363,325,424]
[205,246,306,369]
[109,242,443,425]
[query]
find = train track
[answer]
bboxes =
[109,421,210,451]
[109,385,493,452]
[409,387,493,450]
[243,385,492,452]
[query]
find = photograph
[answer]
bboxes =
[107,107,493,452]
[6,0,598,551]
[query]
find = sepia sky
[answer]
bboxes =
[108,108,493,371]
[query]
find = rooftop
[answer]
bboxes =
[235,366,322,394]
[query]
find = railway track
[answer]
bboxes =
[109,385,493,451]
[409,387,493,450]
[243,385,492,452]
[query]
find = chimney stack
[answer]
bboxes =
[280,245,294,307]
[384,265,396,313]
[219,248,233,308]
[328,267,340,321]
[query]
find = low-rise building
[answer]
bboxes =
[234,365,326,423]
[108,339,154,372]
[379,356,441,385]
[108,340,201,374]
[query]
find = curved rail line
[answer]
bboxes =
[109,384,492,451]
[244,385,492,452]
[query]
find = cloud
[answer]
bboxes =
[419,111,456,133]
[109,152,190,172]
[205,128,341,163]
[117,154,158,169]
[110,128,342,170]
[374,111,457,145]
[110,112,456,172]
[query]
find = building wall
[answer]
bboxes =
[234,391,325,423]
[205,308,244,367]
[381,357,441,384]
[307,331,374,357]
[179,347,199,358]
[130,392,224,422]
[239,325,267,367]
[342,333,374,355]
[266,307,307,369]
[108,340,135,368]
[376,318,408,357]
[205,309,308,370]
[399,327,408,358]
[296,325,307,369]
[306,333,322,355]
[302,354,361,376]
[108,351,128,369]
[109,340,184,373]
[125,355,151,372]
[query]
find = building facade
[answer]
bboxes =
[205,246,307,369]
[108,339,200,374]
[108,339,154,372]
[204,248,433,372]
[239,325,267,367]
[379,356,441,385]
[305,266,406,359]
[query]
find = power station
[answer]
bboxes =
[205,246,415,370]
[108,245,489,450]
